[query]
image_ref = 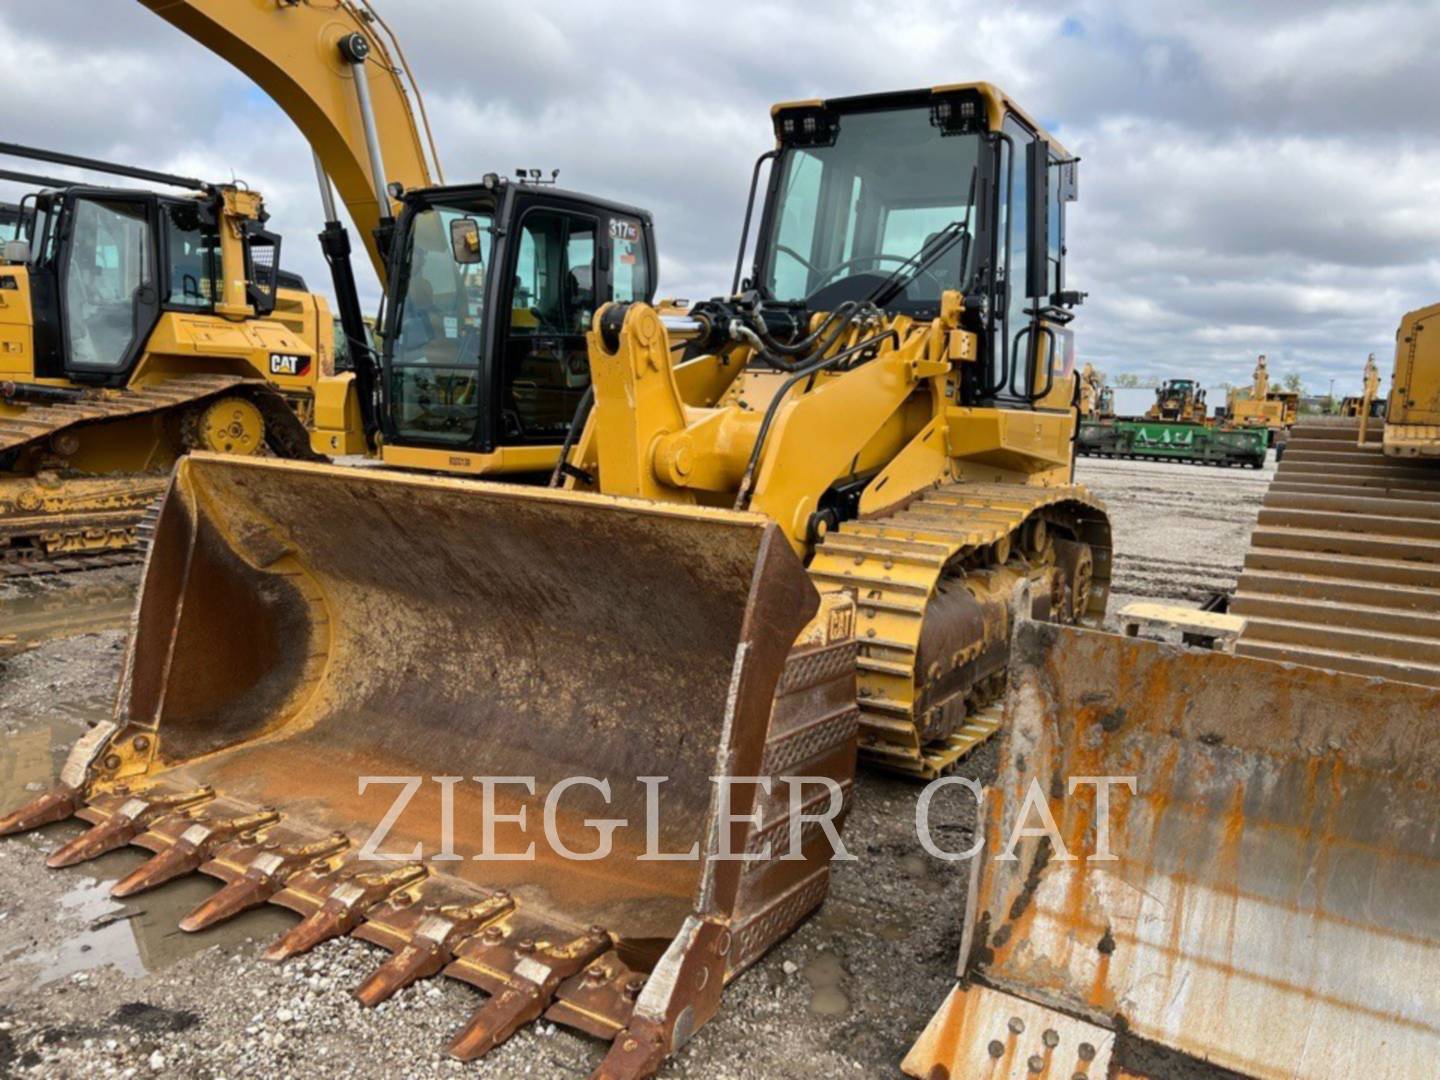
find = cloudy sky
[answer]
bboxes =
[4,1,1439,395]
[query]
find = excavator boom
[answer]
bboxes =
[140,0,439,279]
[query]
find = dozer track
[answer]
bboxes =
[809,482,1112,779]
[2,454,861,1079]
[1233,418,1440,686]
[1,374,313,572]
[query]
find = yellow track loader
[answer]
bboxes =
[3,82,1110,1076]
[1232,302,1440,685]
[0,143,337,574]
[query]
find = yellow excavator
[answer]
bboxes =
[0,142,340,573]
[3,81,1110,1077]
[1232,302,1440,685]
[139,0,660,479]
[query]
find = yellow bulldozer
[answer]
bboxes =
[904,309,1440,1080]
[3,79,1112,1077]
[1232,302,1440,686]
[0,142,345,573]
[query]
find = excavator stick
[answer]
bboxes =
[5,454,860,1078]
[905,621,1440,1080]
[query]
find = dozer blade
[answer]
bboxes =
[7,453,859,1078]
[905,621,1440,1080]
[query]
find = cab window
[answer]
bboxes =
[62,197,153,371]
[164,203,221,309]
[388,203,493,444]
[999,114,1034,393]
[609,217,649,302]
[501,209,596,439]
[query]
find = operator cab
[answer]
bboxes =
[741,84,1083,409]
[20,184,281,385]
[379,179,655,456]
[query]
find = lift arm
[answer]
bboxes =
[140,0,440,280]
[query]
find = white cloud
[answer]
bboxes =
[3,0,1439,396]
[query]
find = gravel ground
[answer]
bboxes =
[0,454,1268,1079]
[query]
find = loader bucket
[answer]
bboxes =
[9,453,860,1078]
[904,621,1440,1080]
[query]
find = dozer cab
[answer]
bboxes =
[4,82,1109,1076]
[0,143,336,574]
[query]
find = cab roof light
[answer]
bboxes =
[930,90,987,136]
[774,107,839,149]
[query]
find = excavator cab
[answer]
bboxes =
[376,180,656,475]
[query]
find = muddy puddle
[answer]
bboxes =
[0,571,138,655]
[1,576,300,988]
[3,838,298,991]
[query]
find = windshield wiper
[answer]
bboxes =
[865,220,970,308]
[866,162,980,308]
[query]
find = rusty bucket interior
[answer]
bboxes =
[906,621,1440,1080]
[99,453,832,948]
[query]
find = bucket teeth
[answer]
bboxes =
[355,940,448,1007]
[0,785,81,837]
[263,864,427,963]
[111,809,281,898]
[354,893,514,1007]
[447,982,548,1062]
[179,831,348,933]
[447,929,612,1062]
[46,787,214,869]
[590,1020,669,1080]
[264,900,357,963]
[180,874,273,932]
[111,843,201,898]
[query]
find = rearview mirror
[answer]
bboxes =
[2,239,29,264]
[450,218,483,265]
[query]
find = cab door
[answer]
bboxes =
[57,192,161,383]
[493,204,599,443]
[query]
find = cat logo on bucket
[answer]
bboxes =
[269,353,310,377]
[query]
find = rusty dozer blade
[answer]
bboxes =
[905,621,1440,1080]
[11,454,859,1078]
